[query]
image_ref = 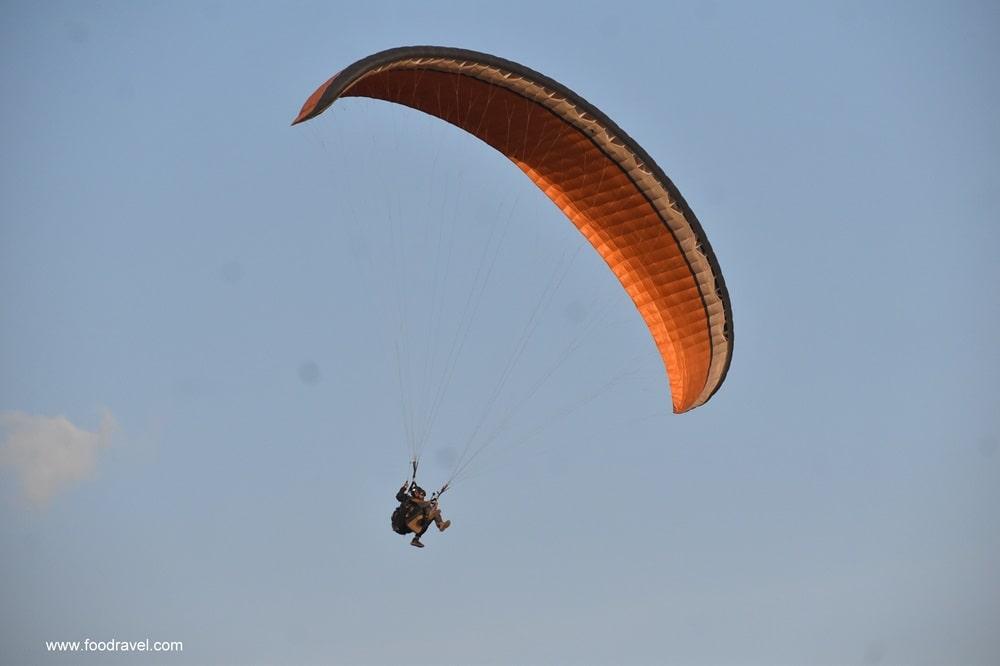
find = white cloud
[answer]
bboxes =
[0,410,116,504]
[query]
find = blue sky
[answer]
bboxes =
[1,1,998,664]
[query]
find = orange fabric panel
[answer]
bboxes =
[342,69,710,412]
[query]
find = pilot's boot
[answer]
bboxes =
[410,537,424,548]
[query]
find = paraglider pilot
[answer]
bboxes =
[393,481,450,548]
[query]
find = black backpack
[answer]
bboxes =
[391,502,413,535]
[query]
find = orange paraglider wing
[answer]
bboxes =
[294,46,733,413]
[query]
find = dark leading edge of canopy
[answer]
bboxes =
[293,45,734,402]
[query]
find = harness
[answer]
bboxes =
[390,461,449,535]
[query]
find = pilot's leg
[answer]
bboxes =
[429,507,451,531]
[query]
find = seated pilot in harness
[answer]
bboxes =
[392,481,451,548]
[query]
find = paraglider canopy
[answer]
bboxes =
[294,46,733,412]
